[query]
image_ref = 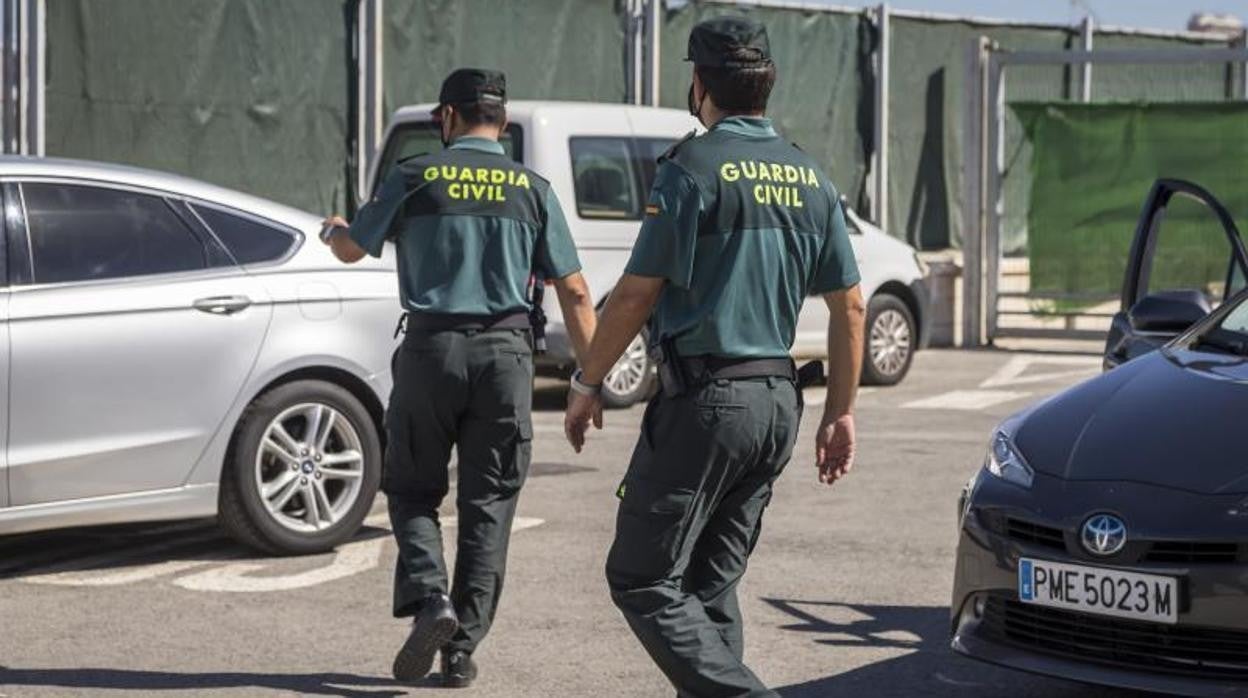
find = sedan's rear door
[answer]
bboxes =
[6,180,271,506]
[1104,179,1247,368]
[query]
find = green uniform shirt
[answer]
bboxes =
[350,136,581,315]
[625,116,860,358]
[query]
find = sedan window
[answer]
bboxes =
[192,204,296,266]
[22,183,206,285]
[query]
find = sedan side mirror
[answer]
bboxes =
[1128,290,1211,333]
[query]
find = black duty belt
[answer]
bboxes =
[678,355,797,384]
[397,311,530,336]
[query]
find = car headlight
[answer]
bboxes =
[984,430,1034,488]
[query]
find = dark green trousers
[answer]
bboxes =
[383,328,533,654]
[606,377,802,698]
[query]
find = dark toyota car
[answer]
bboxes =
[952,180,1248,695]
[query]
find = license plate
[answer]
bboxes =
[1018,558,1178,624]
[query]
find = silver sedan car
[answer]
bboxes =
[0,157,399,554]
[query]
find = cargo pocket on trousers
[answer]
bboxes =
[500,417,533,494]
[381,408,414,496]
[609,476,697,580]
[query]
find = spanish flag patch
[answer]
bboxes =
[644,203,661,217]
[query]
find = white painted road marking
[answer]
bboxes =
[18,514,546,592]
[17,513,544,592]
[902,354,1098,411]
[22,531,226,586]
[979,355,1099,389]
[173,515,545,593]
[173,537,385,593]
[902,389,1030,411]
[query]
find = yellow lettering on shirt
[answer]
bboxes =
[721,158,818,209]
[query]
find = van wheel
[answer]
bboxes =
[862,294,916,386]
[218,380,381,555]
[601,331,655,409]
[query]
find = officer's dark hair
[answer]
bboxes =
[695,54,776,114]
[452,99,507,127]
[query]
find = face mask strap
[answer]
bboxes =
[687,83,707,127]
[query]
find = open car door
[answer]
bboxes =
[1104,179,1247,369]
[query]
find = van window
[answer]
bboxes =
[373,121,523,196]
[570,137,676,221]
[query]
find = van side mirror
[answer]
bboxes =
[1128,290,1211,333]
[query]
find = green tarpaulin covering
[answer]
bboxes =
[1016,101,1248,299]
[45,0,353,215]
[383,0,626,115]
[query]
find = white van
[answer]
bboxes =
[369,101,929,406]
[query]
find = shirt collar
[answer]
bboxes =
[711,116,776,138]
[448,136,506,154]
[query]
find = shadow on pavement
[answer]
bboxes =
[764,599,1153,698]
[0,667,427,697]
[0,518,392,580]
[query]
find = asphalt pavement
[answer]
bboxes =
[0,348,1157,697]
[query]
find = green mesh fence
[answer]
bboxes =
[660,3,873,212]
[45,0,353,215]
[382,0,627,116]
[1014,102,1248,302]
[41,0,1242,253]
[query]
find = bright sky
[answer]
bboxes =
[832,0,1245,33]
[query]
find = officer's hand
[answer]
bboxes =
[815,413,856,486]
[564,391,603,453]
[321,215,349,243]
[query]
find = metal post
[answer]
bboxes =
[1238,31,1248,100]
[871,3,889,231]
[960,36,987,348]
[625,0,644,105]
[2,0,41,156]
[642,0,660,106]
[1079,15,1093,102]
[984,53,1003,343]
[1,0,15,154]
[356,0,383,202]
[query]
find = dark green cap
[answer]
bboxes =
[686,17,772,69]
[432,68,506,116]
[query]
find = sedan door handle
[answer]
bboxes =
[193,295,252,316]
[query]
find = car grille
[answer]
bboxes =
[981,597,1248,678]
[1144,541,1240,564]
[1005,518,1066,552]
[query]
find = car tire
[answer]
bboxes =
[861,293,916,386]
[600,329,656,409]
[218,380,381,556]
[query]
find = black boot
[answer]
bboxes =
[441,649,478,688]
[392,593,458,682]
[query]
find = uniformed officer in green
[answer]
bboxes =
[565,18,866,697]
[323,68,597,688]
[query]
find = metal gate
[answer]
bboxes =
[963,40,1248,345]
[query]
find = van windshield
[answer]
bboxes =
[373,121,524,195]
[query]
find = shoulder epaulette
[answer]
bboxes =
[658,130,697,163]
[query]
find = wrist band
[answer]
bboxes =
[570,369,602,397]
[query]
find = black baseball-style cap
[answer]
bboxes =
[431,68,506,117]
[686,16,771,69]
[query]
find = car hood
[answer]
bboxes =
[1015,349,1248,494]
